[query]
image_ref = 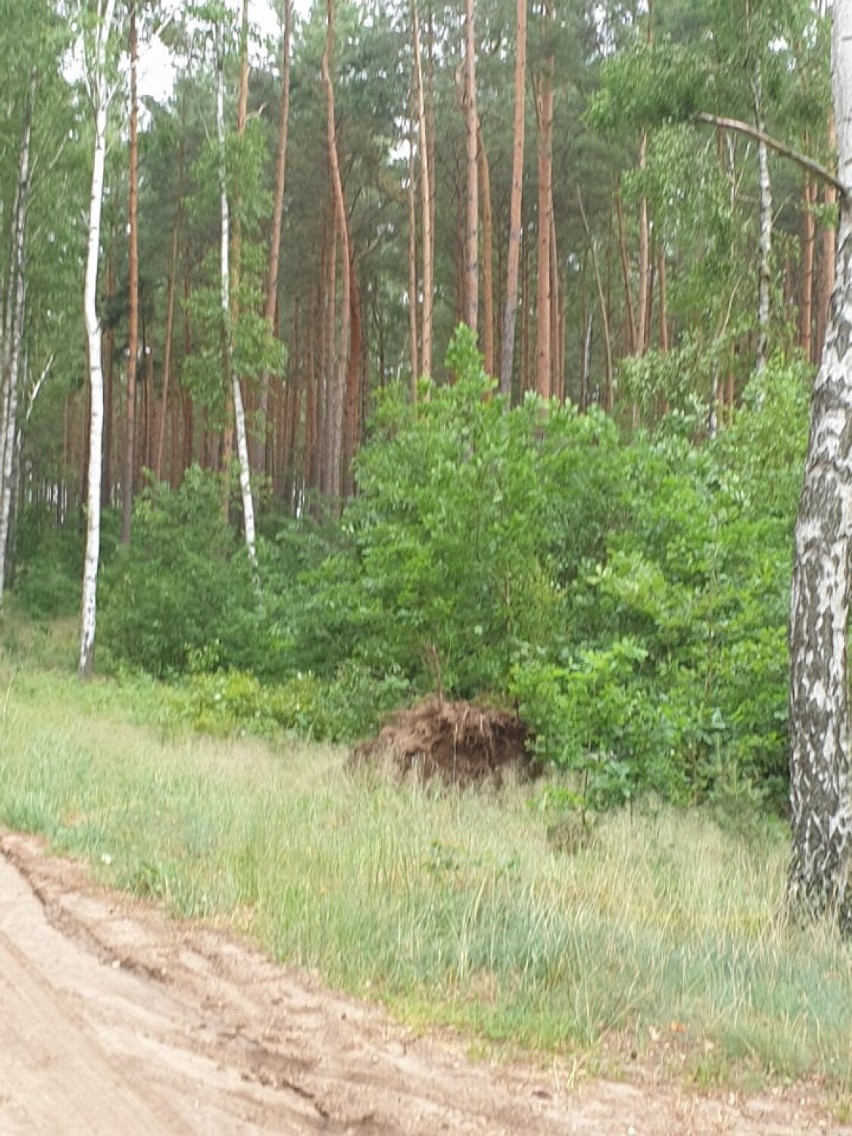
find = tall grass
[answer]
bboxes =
[1,640,851,1095]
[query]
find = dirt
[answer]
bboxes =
[0,831,849,1136]
[351,698,538,787]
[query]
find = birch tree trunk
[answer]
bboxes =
[788,0,852,934]
[499,0,527,399]
[215,17,257,569]
[79,0,117,679]
[753,62,772,373]
[0,71,34,601]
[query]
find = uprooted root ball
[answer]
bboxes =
[350,697,539,788]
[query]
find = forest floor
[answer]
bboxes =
[1,830,848,1136]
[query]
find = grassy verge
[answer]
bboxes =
[0,630,851,1102]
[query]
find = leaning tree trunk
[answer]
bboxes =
[788,0,852,933]
[79,0,117,679]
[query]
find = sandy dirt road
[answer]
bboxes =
[0,831,848,1136]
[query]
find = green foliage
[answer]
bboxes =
[99,468,264,677]
[315,325,621,697]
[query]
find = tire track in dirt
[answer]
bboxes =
[1,831,849,1136]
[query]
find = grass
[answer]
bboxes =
[1,618,852,1099]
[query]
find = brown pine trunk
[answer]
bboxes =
[499,0,527,398]
[815,113,838,362]
[121,1,139,544]
[412,0,433,383]
[463,0,478,335]
[102,246,115,508]
[156,207,180,482]
[322,2,351,506]
[478,121,494,378]
[533,3,555,399]
[256,0,292,475]
[614,185,637,356]
[407,129,419,392]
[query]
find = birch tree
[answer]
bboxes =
[214,10,257,568]
[79,0,118,679]
[788,0,852,934]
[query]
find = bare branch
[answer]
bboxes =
[694,111,846,198]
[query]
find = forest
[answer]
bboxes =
[0,1,843,839]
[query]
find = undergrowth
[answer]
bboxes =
[0,647,850,1100]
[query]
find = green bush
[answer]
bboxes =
[99,468,264,677]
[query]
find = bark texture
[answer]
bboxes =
[499,0,527,399]
[788,0,852,933]
[79,0,117,679]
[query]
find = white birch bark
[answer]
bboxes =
[788,0,852,932]
[0,72,35,602]
[753,63,772,373]
[215,23,257,569]
[79,0,117,679]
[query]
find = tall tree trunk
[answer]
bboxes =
[406,129,419,392]
[753,62,772,373]
[816,113,838,362]
[801,174,816,362]
[463,0,478,335]
[79,0,117,680]
[412,0,433,383]
[0,71,34,600]
[614,183,637,356]
[478,122,494,378]
[322,0,351,505]
[155,205,180,482]
[121,0,138,545]
[256,0,292,475]
[788,0,852,933]
[499,0,527,399]
[216,13,257,568]
[533,1,555,399]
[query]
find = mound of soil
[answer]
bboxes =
[351,697,539,788]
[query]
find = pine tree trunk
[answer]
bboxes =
[478,122,494,379]
[256,0,292,475]
[121,0,138,545]
[322,0,351,506]
[788,0,852,933]
[0,71,34,599]
[412,0,433,382]
[463,0,478,336]
[533,7,554,400]
[801,175,816,362]
[79,0,117,680]
[406,130,419,392]
[499,0,527,400]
